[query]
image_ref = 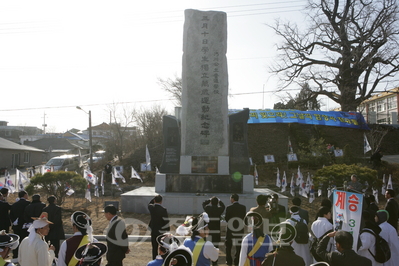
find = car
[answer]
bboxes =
[44,155,80,172]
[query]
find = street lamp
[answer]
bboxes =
[76,106,93,171]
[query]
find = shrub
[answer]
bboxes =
[26,171,87,205]
[313,164,379,190]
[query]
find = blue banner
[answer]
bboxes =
[229,109,369,130]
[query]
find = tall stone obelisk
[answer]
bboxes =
[180,9,229,175]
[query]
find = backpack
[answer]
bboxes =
[290,218,309,244]
[309,229,333,262]
[361,229,391,263]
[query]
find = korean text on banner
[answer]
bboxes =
[333,190,363,250]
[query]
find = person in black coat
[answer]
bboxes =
[23,194,45,225]
[0,189,11,232]
[9,190,30,258]
[384,189,399,231]
[148,195,170,260]
[43,195,65,256]
[316,230,372,266]
[202,196,226,247]
[225,194,246,266]
[104,205,129,266]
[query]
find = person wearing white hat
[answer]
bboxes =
[238,211,272,266]
[58,211,95,266]
[18,212,55,266]
[183,212,219,266]
[0,230,19,266]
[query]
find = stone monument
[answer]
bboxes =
[121,9,287,215]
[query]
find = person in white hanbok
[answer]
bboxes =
[358,210,382,266]
[375,210,399,266]
[286,206,312,266]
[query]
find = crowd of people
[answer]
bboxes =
[0,185,399,266]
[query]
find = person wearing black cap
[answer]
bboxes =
[147,233,180,266]
[104,204,129,266]
[74,243,107,266]
[183,212,219,266]
[43,195,65,256]
[0,230,19,266]
[262,222,305,266]
[9,190,30,259]
[316,230,372,266]
[238,211,272,266]
[58,211,95,266]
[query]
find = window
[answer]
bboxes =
[23,152,30,163]
[377,100,386,112]
[387,96,397,109]
[368,102,376,112]
[377,118,387,124]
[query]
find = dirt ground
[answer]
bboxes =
[5,189,388,266]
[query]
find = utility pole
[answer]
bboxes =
[42,112,47,134]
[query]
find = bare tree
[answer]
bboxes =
[157,75,182,106]
[105,103,137,162]
[270,0,399,111]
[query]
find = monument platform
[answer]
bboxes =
[121,186,288,215]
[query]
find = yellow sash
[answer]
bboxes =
[244,235,265,266]
[192,238,205,266]
[0,257,7,266]
[68,235,90,266]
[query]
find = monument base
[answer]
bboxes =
[154,173,249,194]
[121,186,288,215]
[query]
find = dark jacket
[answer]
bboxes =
[202,199,226,242]
[10,198,30,227]
[24,200,45,224]
[106,216,129,260]
[297,207,309,224]
[225,201,246,239]
[385,198,399,230]
[0,200,11,231]
[43,203,65,240]
[148,201,170,235]
[262,246,305,266]
[316,235,372,266]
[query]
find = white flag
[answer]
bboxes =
[16,169,29,191]
[94,185,99,197]
[288,139,293,153]
[84,170,97,185]
[276,168,281,188]
[309,175,315,203]
[373,188,379,204]
[131,166,143,182]
[387,174,393,190]
[5,172,16,194]
[305,173,311,194]
[146,145,151,171]
[78,149,83,168]
[296,166,302,186]
[254,164,259,185]
[290,173,295,197]
[155,166,160,174]
[318,188,322,197]
[85,184,91,202]
[382,174,386,195]
[113,167,126,183]
[101,171,105,196]
[281,171,287,192]
[364,133,372,154]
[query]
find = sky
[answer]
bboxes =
[0,0,337,133]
